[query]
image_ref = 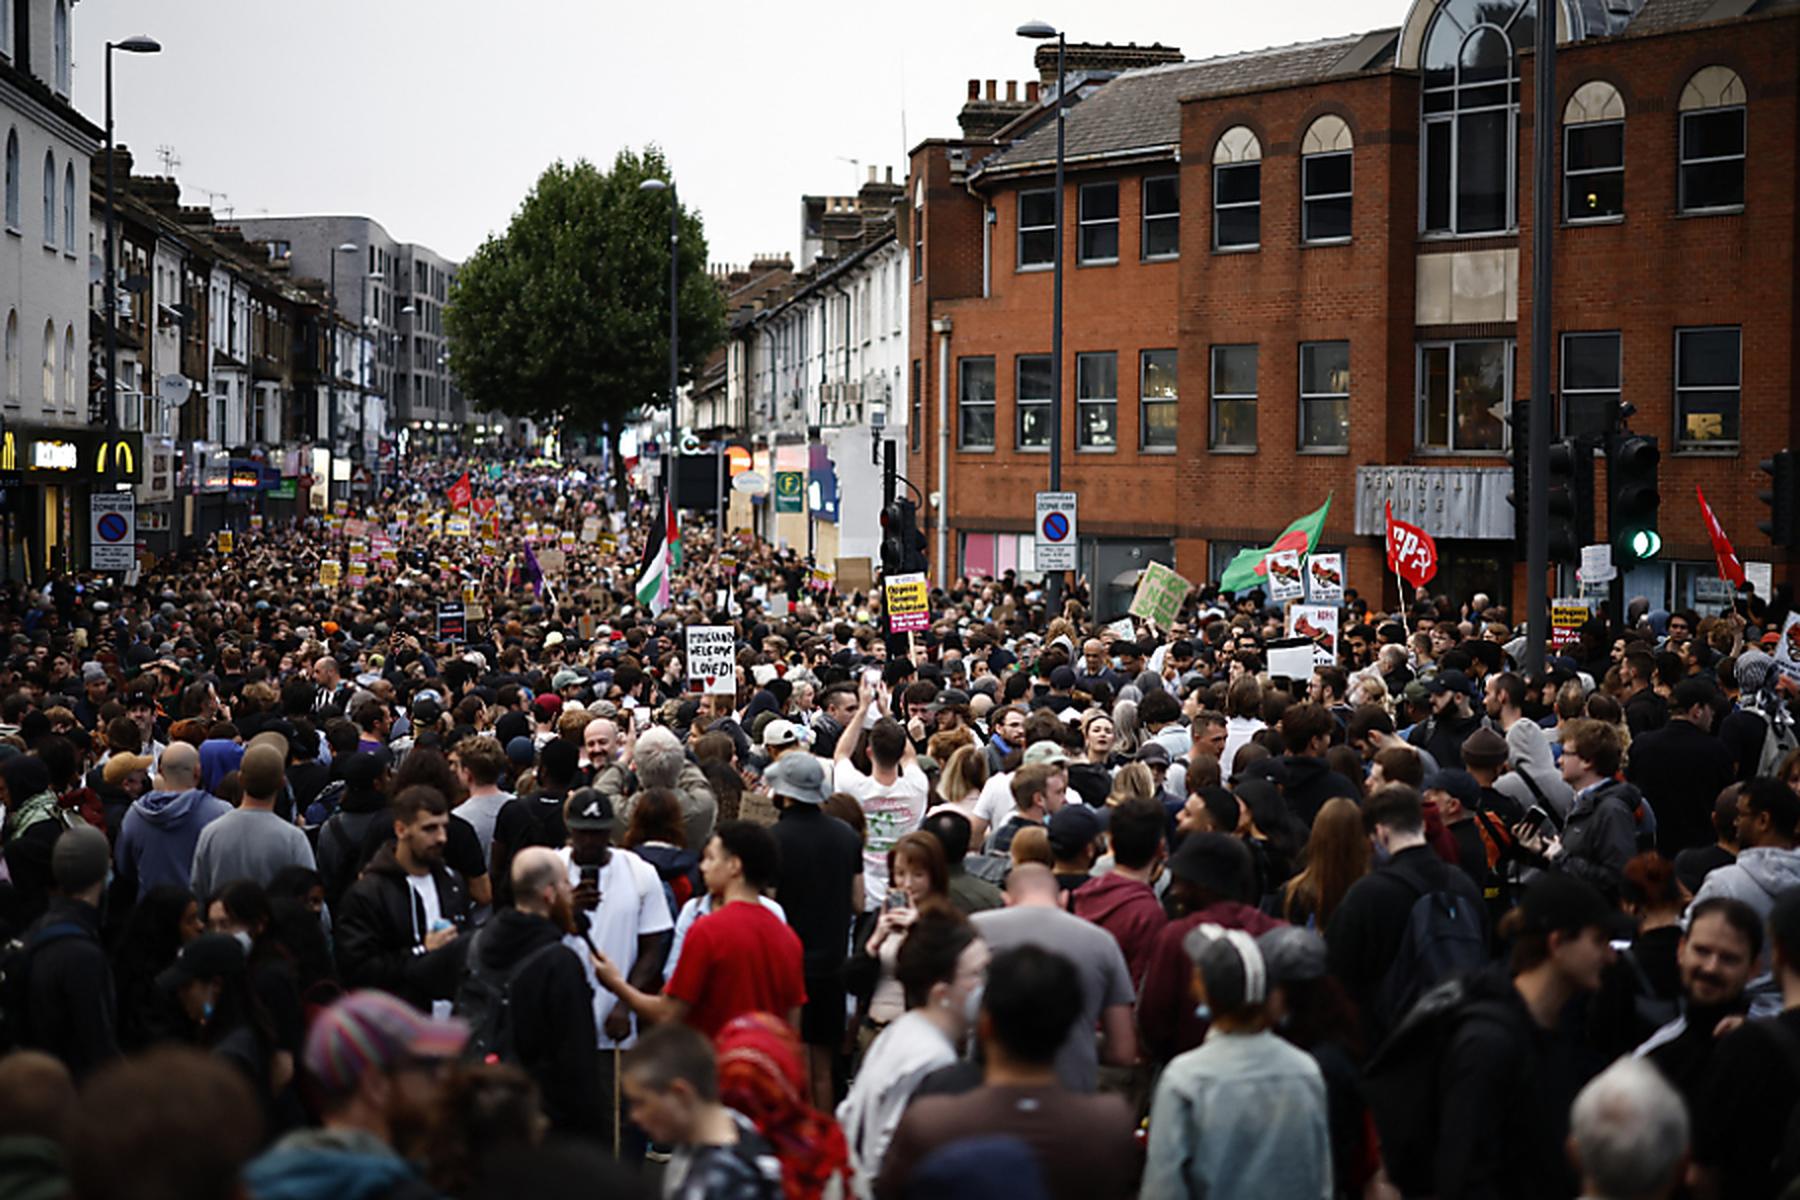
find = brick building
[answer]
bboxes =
[909,0,1798,616]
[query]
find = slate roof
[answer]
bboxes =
[1627,0,1798,32]
[976,32,1387,177]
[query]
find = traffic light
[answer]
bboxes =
[1759,450,1796,547]
[881,499,928,575]
[1609,433,1662,562]
[1546,438,1594,562]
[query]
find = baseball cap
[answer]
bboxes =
[1048,665,1077,690]
[1423,669,1472,696]
[1257,926,1329,984]
[1135,742,1171,768]
[1516,873,1634,939]
[504,736,537,768]
[761,719,803,750]
[552,669,585,691]
[304,990,469,1096]
[544,631,565,648]
[533,693,564,717]
[763,752,829,806]
[156,932,247,992]
[1402,680,1432,707]
[1422,768,1482,812]
[101,751,153,788]
[1047,804,1108,858]
[565,787,616,832]
[1022,741,1072,768]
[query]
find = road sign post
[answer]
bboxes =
[90,492,135,572]
[1035,491,1077,573]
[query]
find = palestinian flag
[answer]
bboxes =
[635,489,675,615]
[1217,495,1332,594]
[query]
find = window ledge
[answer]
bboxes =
[1298,446,1351,456]
[1417,229,1518,241]
[1140,253,1180,264]
[1077,258,1119,268]
[1015,445,1050,454]
[1676,205,1745,219]
[1076,445,1118,454]
[1213,244,1260,255]
[1210,445,1258,455]
[1302,238,1352,249]
[1413,448,1508,458]
[1139,445,1178,455]
[3,226,18,239]
[1015,263,1053,274]
[1565,215,1624,228]
[957,446,996,454]
[1671,446,1740,457]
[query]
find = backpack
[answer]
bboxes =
[451,925,566,1066]
[0,920,88,1053]
[1372,870,1488,1036]
[1362,977,1518,1197]
[1758,705,1799,779]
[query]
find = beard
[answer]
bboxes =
[549,890,577,934]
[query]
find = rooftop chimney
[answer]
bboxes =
[957,78,1038,139]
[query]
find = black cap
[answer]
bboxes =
[1422,669,1472,696]
[156,933,247,992]
[565,787,616,832]
[1517,873,1635,939]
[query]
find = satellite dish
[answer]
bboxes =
[158,374,191,408]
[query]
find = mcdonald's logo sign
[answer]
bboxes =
[0,431,13,471]
[91,436,141,482]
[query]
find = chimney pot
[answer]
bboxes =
[886,166,893,183]
[1006,81,1018,101]
[985,79,996,100]
[967,79,979,99]
[868,165,877,182]
[1027,81,1041,103]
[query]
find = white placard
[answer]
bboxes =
[1776,613,1800,685]
[1305,553,1344,604]
[685,625,736,695]
[1286,604,1341,666]
[1746,561,1773,601]
[90,492,136,572]
[1266,549,1304,602]
[1104,617,1136,642]
[1578,543,1616,584]
[1035,491,1078,572]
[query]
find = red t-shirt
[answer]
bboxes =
[666,899,807,1039]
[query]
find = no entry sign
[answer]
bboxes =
[1035,491,1077,572]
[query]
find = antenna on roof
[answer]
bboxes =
[155,144,180,176]
[199,188,232,219]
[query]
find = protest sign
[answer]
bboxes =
[1306,553,1344,605]
[436,602,466,644]
[1265,549,1304,602]
[1777,613,1800,684]
[1129,561,1192,629]
[318,560,341,588]
[1551,599,1591,653]
[685,625,736,695]
[1286,604,1340,665]
[885,573,930,633]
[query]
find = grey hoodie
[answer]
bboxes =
[114,787,233,899]
[1690,844,1800,1015]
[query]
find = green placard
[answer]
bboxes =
[1129,560,1193,629]
[774,471,803,514]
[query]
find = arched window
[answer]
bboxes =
[1678,66,1746,213]
[1301,115,1354,242]
[1212,126,1262,250]
[4,129,18,229]
[1563,81,1625,221]
[52,1,68,95]
[61,325,73,411]
[61,164,73,252]
[41,320,54,407]
[1421,0,1536,234]
[40,150,53,246]
[3,311,15,404]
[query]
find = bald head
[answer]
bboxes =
[510,847,566,917]
[583,716,621,766]
[155,742,199,791]
[1004,862,1059,907]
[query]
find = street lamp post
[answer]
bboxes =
[639,177,679,521]
[1018,19,1065,615]
[103,35,161,435]
[326,241,357,499]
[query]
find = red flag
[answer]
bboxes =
[1696,485,1745,587]
[473,496,496,517]
[1385,501,1439,589]
[447,472,472,510]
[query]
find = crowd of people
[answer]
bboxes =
[1,452,1799,1199]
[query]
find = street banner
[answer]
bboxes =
[1385,501,1438,589]
[885,572,931,633]
[1697,485,1746,588]
[437,601,466,644]
[90,492,135,572]
[1551,598,1592,652]
[720,553,738,577]
[1129,561,1192,629]
[474,496,496,517]
[685,626,736,695]
[1306,553,1344,604]
[486,463,503,482]
[774,471,804,513]
[1035,491,1078,572]
[216,530,234,555]
[537,549,566,576]
[1266,549,1304,602]
[1218,495,1332,593]
[768,591,790,615]
[1778,612,1800,685]
[1286,604,1340,665]
[318,560,341,588]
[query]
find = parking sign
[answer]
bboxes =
[1035,492,1077,572]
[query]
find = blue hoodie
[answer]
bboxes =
[114,787,232,899]
[243,1129,423,1200]
[198,738,244,794]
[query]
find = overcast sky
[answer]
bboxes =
[74,0,1401,269]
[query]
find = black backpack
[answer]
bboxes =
[1362,977,1518,1197]
[451,925,566,1066]
[0,920,88,1053]
[1372,871,1488,1036]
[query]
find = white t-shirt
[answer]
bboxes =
[834,760,930,910]
[558,846,674,1049]
[405,873,452,1021]
[972,770,1016,834]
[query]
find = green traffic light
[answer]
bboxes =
[1623,528,1662,560]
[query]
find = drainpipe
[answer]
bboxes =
[931,315,952,588]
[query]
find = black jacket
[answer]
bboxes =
[1555,779,1642,896]
[1623,687,1668,738]
[1254,754,1359,827]
[1408,708,1485,769]
[1324,844,1487,1045]
[335,845,470,1009]
[463,909,602,1136]
[1624,718,1736,856]
[20,898,120,1080]
[1434,967,1584,1200]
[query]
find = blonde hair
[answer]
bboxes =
[1107,762,1157,806]
[936,743,989,808]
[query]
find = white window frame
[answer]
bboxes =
[1564,120,1625,223]
[1301,151,1353,244]
[1678,106,1746,215]
[1415,338,1513,453]
[1017,187,1054,271]
[1141,175,1179,261]
[1139,348,1178,452]
[1673,326,1741,451]
[1298,341,1350,451]
[1212,162,1261,251]
[1015,352,1051,451]
[957,356,996,451]
[1209,344,1258,451]
[1075,351,1118,451]
[1077,182,1119,266]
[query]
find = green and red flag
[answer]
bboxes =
[1217,495,1332,594]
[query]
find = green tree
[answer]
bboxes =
[444,147,725,501]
